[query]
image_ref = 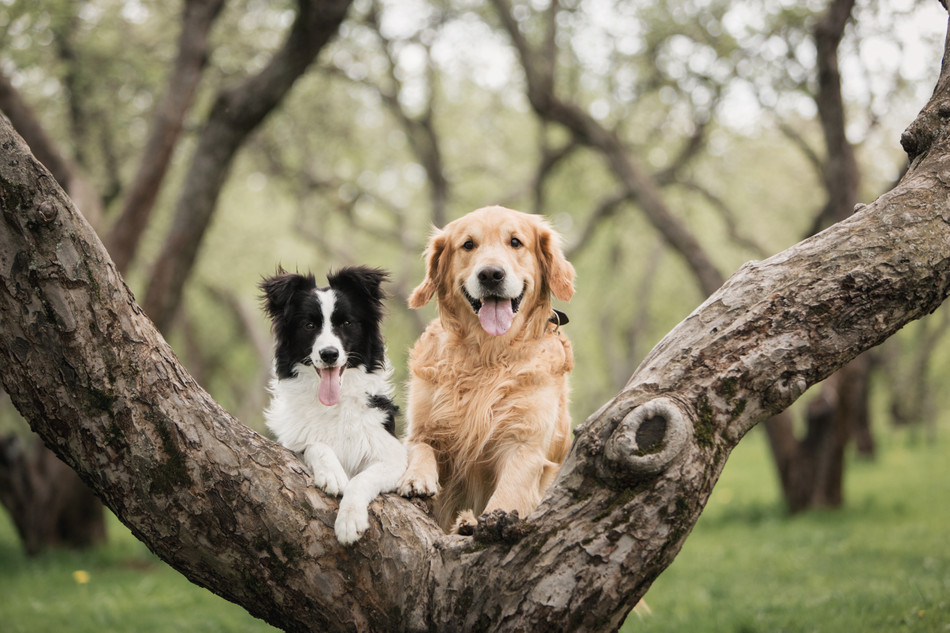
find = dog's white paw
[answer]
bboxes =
[335,502,370,545]
[396,470,439,498]
[311,463,349,497]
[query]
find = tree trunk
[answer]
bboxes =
[886,305,949,434]
[489,0,727,298]
[3,19,950,621]
[764,0,876,512]
[0,69,103,228]
[767,355,871,512]
[0,434,106,555]
[105,0,226,275]
[141,0,353,333]
[0,65,108,553]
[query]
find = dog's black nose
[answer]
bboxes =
[478,266,506,288]
[319,347,340,364]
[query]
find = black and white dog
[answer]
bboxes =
[260,266,406,544]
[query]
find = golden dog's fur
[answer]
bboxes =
[397,206,575,532]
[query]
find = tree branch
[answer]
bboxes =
[2,4,950,627]
[489,0,726,296]
[676,180,769,259]
[363,0,450,227]
[105,0,226,274]
[529,133,580,214]
[3,44,950,624]
[565,190,631,259]
[0,68,104,228]
[813,0,860,230]
[141,0,354,333]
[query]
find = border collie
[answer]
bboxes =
[260,266,406,544]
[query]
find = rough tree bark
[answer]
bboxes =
[0,68,108,553]
[2,14,950,633]
[0,69,103,228]
[763,0,874,512]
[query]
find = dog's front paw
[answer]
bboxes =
[396,469,439,498]
[453,510,477,536]
[311,463,349,497]
[335,501,370,545]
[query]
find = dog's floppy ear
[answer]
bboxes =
[537,221,576,302]
[260,268,316,321]
[328,266,389,316]
[409,230,447,309]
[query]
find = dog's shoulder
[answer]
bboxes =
[415,318,447,345]
[408,319,448,374]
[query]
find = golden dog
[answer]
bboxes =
[397,206,575,532]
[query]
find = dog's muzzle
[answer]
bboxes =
[462,283,525,337]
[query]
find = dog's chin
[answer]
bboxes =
[462,286,525,336]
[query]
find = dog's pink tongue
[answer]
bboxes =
[317,367,343,406]
[478,297,514,336]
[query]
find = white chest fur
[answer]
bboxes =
[265,362,395,477]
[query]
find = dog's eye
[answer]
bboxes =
[510,237,523,248]
[304,321,316,330]
[462,240,475,251]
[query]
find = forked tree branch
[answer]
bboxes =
[1,9,950,632]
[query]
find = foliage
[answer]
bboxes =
[1,0,946,429]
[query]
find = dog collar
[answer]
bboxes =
[549,309,569,327]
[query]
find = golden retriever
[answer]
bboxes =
[397,205,575,532]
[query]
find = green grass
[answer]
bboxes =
[0,514,277,632]
[627,423,950,632]
[1,423,947,632]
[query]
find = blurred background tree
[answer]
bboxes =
[0,0,946,554]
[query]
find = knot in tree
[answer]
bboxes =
[604,397,693,476]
